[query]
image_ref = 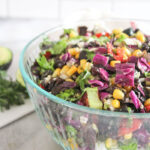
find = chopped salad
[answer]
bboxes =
[31,24,150,113]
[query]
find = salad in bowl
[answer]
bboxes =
[20,20,150,150]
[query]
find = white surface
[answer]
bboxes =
[113,0,150,20]
[9,0,59,19]
[60,0,112,19]
[0,112,63,150]
[0,0,150,19]
[0,0,7,17]
[0,100,34,128]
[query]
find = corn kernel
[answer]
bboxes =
[144,98,150,106]
[112,29,122,35]
[113,89,124,100]
[67,66,77,76]
[77,66,84,74]
[136,31,145,43]
[124,86,132,92]
[83,62,92,71]
[124,133,132,140]
[75,52,80,59]
[69,30,77,38]
[52,68,61,77]
[110,60,121,67]
[110,77,115,85]
[66,78,74,82]
[61,65,70,74]
[132,49,143,57]
[123,47,131,57]
[112,99,120,108]
[68,48,77,56]
[105,138,117,149]
[80,59,87,68]
[123,54,128,61]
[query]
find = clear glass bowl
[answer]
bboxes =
[20,19,150,150]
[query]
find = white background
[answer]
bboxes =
[0,0,150,20]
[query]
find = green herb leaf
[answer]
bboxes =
[69,35,87,42]
[86,50,95,61]
[64,28,73,34]
[0,71,29,111]
[49,38,67,55]
[76,71,91,91]
[56,89,77,102]
[36,55,54,70]
[94,36,110,45]
[116,33,127,43]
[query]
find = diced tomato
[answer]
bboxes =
[107,42,113,55]
[44,51,51,59]
[95,33,102,38]
[145,105,150,112]
[118,119,142,136]
[80,92,89,106]
[113,48,128,62]
[105,32,110,37]
[39,83,45,89]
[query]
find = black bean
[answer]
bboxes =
[142,43,150,52]
[41,70,53,79]
[91,66,99,76]
[134,28,140,33]
[31,65,40,76]
[78,26,87,36]
[54,59,66,68]
[123,28,134,36]
[79,51,87,60]
[84,41,99,48]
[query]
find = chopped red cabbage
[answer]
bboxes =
[129,90,140,109]
[137,84,145,97]
[93,54,109,66]
[105,64,115,72]
[95,47,107,54]
[115,63,135,86]
[100,92,110,100]
[62,52,71,62]
[89,80,108,91]
[99,68,109,81]
[127,45,138,49]
[137,57,150,73]
[89,80,104,87]
[128,56,138,63]
[98,82,109,91]
[67,57,77,66]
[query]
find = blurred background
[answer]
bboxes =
[0,0,149,150]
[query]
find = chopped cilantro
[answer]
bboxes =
[36,56,54,70]
[76,71,91,91]
[56,89,77,102]
[49,38,67,55]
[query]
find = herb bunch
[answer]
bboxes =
[0,71,29,111]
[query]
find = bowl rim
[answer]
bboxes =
[20,18,150,118]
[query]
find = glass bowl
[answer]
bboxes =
[20,19,150,150]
